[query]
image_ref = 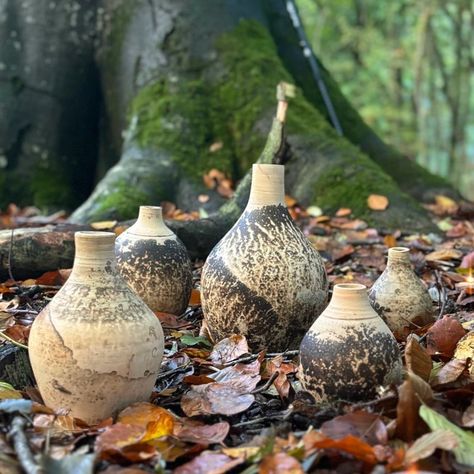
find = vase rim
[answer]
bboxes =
[139,205,162,211]
[389,246,410,253]
[76,231,115,239]
[334,283,366,291]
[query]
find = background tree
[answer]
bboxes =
[0,0,463,246]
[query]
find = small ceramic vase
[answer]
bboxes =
[368,247,434,339]
[299,283,402,402]
[201,164,328,352]
[29,231,164,423]
[115,206,192,315]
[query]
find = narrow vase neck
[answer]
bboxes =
[129,206,173,237]
[387,247,411,269]
[246,164,285,210]
[326,284,377,320]
[71,231,117,278]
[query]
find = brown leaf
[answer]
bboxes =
[183,375,216,385]
[404,429,458,465]
[210,335,249,365]
[383,234,397,248]
[395,372,433,442]
[426,316,466,357]
[285,195,297,208]
[367,194,389,211]
[188,289,201,306]
[435,195,458,214]
[331,244,355,262]
[181,383,255,417]
[94,423,157,463]
[4,324,30,344]
[303,431,380,464]
[321,411,387,445]
[35,269,69,286]
[259,452,304,474]
[174,419,230,444]
[90,220,118,230]
[405,337,432,382]
[426,249,463,262]
[174,451,243,474]
[117,402,175,441]
[273,371,292,400]
[155,312,190,329]
[335,208,351,217]
[431,359,468,386]
[454,332,474,375]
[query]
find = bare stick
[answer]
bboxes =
[8,417,41,474]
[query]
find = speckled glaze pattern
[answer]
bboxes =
[28,232,164,423]
[299,283,402,402]
[201,165,328,352]
[368,247,434,338]
[115,207,192,315]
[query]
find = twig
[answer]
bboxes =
[348,394,397,411]
[8,417,41,474]
[251,372,279,394]
[233,411,288,428]
[223,350,299,367]
[0,331,29,350]
[434,270,447,319]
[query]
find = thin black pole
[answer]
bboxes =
[285,0,344,136]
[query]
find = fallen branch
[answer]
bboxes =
[8,417,41,474]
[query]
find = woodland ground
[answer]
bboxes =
[0,195,473,474]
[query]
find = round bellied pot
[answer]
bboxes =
[29,231,164,423]
[115,206,192,315]
[201,163,328,352]
[368,247,434,339]
[299,283,402,402]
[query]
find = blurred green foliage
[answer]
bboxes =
[296,0,474,198]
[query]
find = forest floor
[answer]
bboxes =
[0,195,473,474]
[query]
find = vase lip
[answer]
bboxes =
[76,231,115,241]
[139,205,162,213]
[127,205,173,237]
[333,283,366,292]
[389,246,410,254]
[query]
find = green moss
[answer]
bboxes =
[130,20,299,181]
[30,166,74,210]
[96,182,148,220]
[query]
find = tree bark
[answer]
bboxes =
[0,0,101,210]
[69,0,440,236]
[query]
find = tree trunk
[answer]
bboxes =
[69,0,446,235]
[0,0,101,210]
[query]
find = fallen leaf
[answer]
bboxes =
[430,359,467,386]
[117,402,175,441]
[259,452,304,473]
[210,335,249,365]
[90,220,117,230]
[306,206,322,217]
[173,451,243,474]
[405,337,432,382]
[383,234,397,248]
[395,372,433,442]
[303,431,380,464]
[404,429,458,465]
[335,208,351,217]
[460,251,474,269]
[426,316,466,357]
[180,334,212,348]
[285,196,297,207]
[367,194,389,211]
[94,423,156,463]
[0,382,22,400]
[0,399,32,414]
[198,194,210,203]
[188,289,201,306]
[35,270,69,286]
[181,383,255,417]
[321,411,387,445]
[435,195,458,214]
[426,249,463,262]
[174,419,230,444]
[419,404,474,467]
[209,141,223,153]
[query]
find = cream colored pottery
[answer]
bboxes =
[299,283,402,402]
[368,247,434,339]
[29,231,164,423]
[201,164,328,352]
[115,206,192,315]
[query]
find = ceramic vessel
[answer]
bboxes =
[115,206,192,315]
[299,283,402,402]
[29,231,164,423]
[201,164,328,352]
[368,246,434,338]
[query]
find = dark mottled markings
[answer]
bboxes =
[299,324,401,401]
[116,238,192,315]
[202,204,327,352]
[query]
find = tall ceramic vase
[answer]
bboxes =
[115,206,193,315]
[29,231,164,423]
[299,283,402,402]
[368,246,434,339]
[201,164,328,352]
